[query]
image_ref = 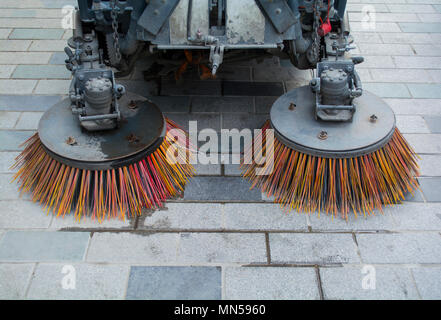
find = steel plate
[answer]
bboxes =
[270,86,396,158]
[38,92,166,169]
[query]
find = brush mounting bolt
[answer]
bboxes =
[370,114,378,123]
[318,131,328,140]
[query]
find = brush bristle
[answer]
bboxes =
[241,121,420,219]
[12,118,194,222]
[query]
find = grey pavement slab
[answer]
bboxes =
[418,177,441,202]
[0,111,20,128]
[27,263,129,300]
[395,115,430,133]
[221,113,268,131]
[192,163,221,175]
[393,56,441,69]
[12,65,70,79]
[423,115,441,133]
[0,173,26,200]
[269,233,360,265]
[178,232,267,263]
[0,151,19,173]
[0,52,52,65]
[183,176,262,201]
[356,233,441,264]
[148,96,191,113]
[363,83,411,98]
[255,96,277,114]
[223,81,284,96]
[411,267,441,299]
[320,266,419,300]
[223,203,308,231]
[0,29,11,39]
[126,266,221,300]
[308,211,397,231]
[0,65,15,78]
[0,95,62,112]
[216,66,251,81]
[192,96,254,113]
[48,52,67,65]
[9,28,64,39]
[388,4,436,14]
[224,164,241,176]
[385,99,441,116]
[0,79,37,94]
[49,214,132,230]
[14,112,43,130]
[0,231,90,262]
[0,263,34,299]
[253,66,311,82]
[142,203,223,230]
[408,84,441,99]
[0,130,35,151]
[403,134,441,154]
[86,232,179,263]
[161,79,222,96]
[404,189,425,203]
[164,113,220,131]
[420,154,441,176]
[399,23,441,33]
[225,267,319,300]
[388,202,441,231]
[0,200,52,229]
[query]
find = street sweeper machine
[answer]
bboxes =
[13,0,420,221]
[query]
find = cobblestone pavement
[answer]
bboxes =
[1,0,441,300]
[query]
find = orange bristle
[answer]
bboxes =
[12,118,194,222]
[241,120,420,220]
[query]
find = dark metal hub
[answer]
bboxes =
[270,86,396,158]
[38,92,166,170]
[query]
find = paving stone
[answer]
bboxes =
[224,164,241,176]
[0,95,61,111]
[419,154,441,176]
[142,203,222,230]
[0,130,34,151]
[0,9,65,18]
[148,96,190,113]
[178,233,267,263]
[381,32,434,44]
[223,81,284,96]
[356,233,441,263]
[225,267,319,300]
[411,267,441,299]
[253,66,311,82]
[216,66,251,81]
[357,43,414,56]
[0,200,52,229]
[369,69,432,83]
[418,177,441,202]
[356,55,395,69]
[223,203,308,231]
[192,96,253,113]
[393,56,441,69]
[0,111,20,128]
[363,83,410,98]
[0,173,24,200]
[428,70,441,82]
[423,115,441,133]
[0,263,34,299]
[396,115,430,133]
[350,22,401,33]
[0,18,65,29]
[192,163,221,175]
[388,4,436,13]
[0,65,15,78]
[26,263,129,300]
[0,29,11,39]
[308,211,397,231]
[0,79,37,94]
[183,176,262,201]
[390,203,441,230]
[320,266,419,300]
[127,266,220,300]
[49,214,132,230]
[385,98,441,116]
[0,231,90,262]
[0,52,51,64]
[0,39,31,51]
[351,32,383,44]
[222,113,267,131]
[0,151,19,173]
[404,134,441,154]
[161,79,222,96]
[48,52,67,65]
[12,65,70,79]
[14,112,42,130]
[399,22,441,33]
[28,40,66,52]
[408,84,441,99]
[436,4,441,14]
[118,79,158,97]
[164,113,220,131]
[86,232,179,263]
[349,12,420,23]
[347,3,389,13]
[255,96,277,114]
[270,233,360,264]
[9,28,64,39]
[34,79,70,94]
[404,189,425,202]
[412,44,441,57]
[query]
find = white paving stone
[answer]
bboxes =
[0,111,20,128]
[0,263,34,299]
[0,200,52,229]
[14,112,43,130]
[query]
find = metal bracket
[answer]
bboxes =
[137,0,180,36]
[256,0,297,34]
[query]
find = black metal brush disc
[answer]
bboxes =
[38,92,166,170]
[270,86,396,158]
